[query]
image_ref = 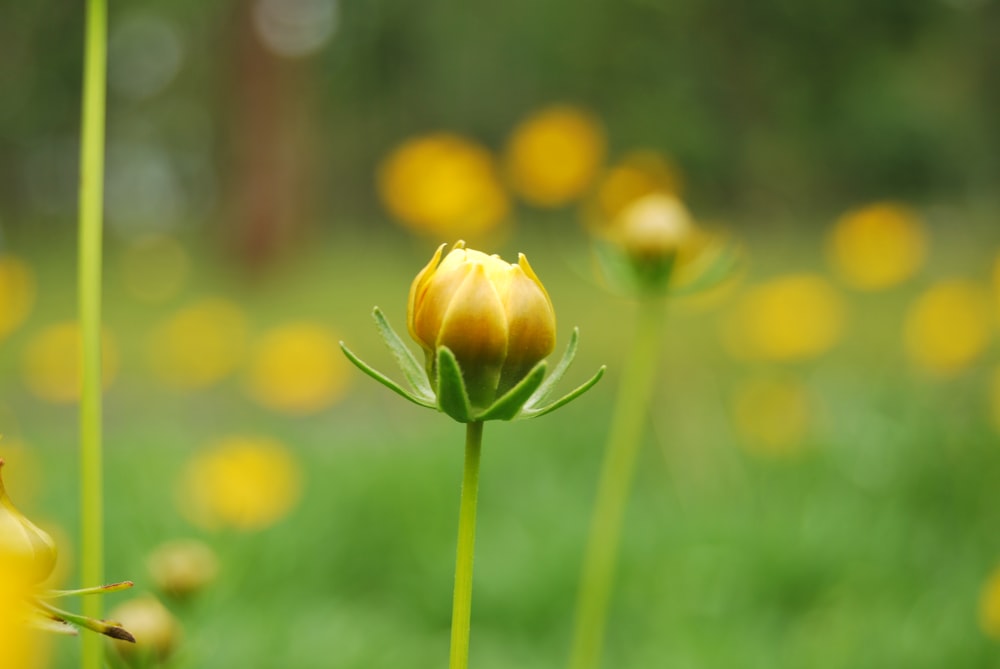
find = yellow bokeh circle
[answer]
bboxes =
[827,202,927,291]
[980,564,1000,640]
[377,133,509,238]
[21,322,118,404]
[148,298,248,390]
[178,436,302,531]
[903,280,992,376]
[721,274,847,362]
[593,149,682,223]
[0,256,36,340]
[732,375,811,457]
[246,323,349,415]
[504,105,606,207]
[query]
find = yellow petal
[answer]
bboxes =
[517,253,554,314]
[407,242,447,345]
[437,263,509,405]
[413,262,474,353]
[498,265,556,391]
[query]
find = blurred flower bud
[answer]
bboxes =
[408,241,556,409]
[146,539,219,599]
[108,596,179,665]
[594,193,737,297]
[0,459,57,584]
[617,193,695,263]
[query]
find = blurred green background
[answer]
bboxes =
[2,0,1000,667]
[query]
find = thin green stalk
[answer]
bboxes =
[77,0,108,668]
[568,299,664,669]
[449,421,484,669]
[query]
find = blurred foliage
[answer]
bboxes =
[1,0,999,238]
[3,0,1000,666]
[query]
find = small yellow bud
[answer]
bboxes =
[0,459,57,584]
[146,539,219,599]
[108,596,180,665]
[408,241,557,408]
[614,193,695,263]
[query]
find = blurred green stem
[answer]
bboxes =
[568,298,664,669]
[77,0,107,668]
[449,421,484,669]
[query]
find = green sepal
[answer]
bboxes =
[594,239,677,296]
[340,342,437,409]
[523,365,606,418]
[436,346,473,422]
[527,327,579,407]
[476,360,547,421]
[372,307,434,400]
[670,242,742,296]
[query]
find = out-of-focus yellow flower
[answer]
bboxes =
[721,275,847,362]
[120,235,190,303]
[827,202,927,290]
[0,459,57,585]
[178,436,302,531]
[22,322,118,404]
[409,241,556,409]
[148,298,247,390]
[0,256,35,341]
[378,133,509,238]
[980,565,1000,640]
[732,376,811,457]
[0,554,46,669]
[904,280,992,376]
[246,323,349,415]
[593,149,682,222]
[504,105,606,207]
[108,595,179,665]
[146,539,219,599]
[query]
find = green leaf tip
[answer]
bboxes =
[340,340,436,409]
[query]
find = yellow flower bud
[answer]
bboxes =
[108,596,180,665]
[146,539,219,599]
[614,193,695,264]
[408,241,557,408]
[0,459,57,584]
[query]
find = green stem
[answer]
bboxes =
[568,299,664,669]
[77,0,107,668]
[449,421,484,669]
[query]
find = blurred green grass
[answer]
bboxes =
[2,219,1000,667]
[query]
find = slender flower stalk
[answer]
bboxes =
[342,241,604,668]
[449,421,484,669]
[77,0,108,667]
[568,193,739,669]
[568,298,664,669]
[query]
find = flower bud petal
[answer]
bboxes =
[413,261,474,355]
[0,460,57,584]
[436,263,509,407]
[407,242,447,348]
[498,263,556,393]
